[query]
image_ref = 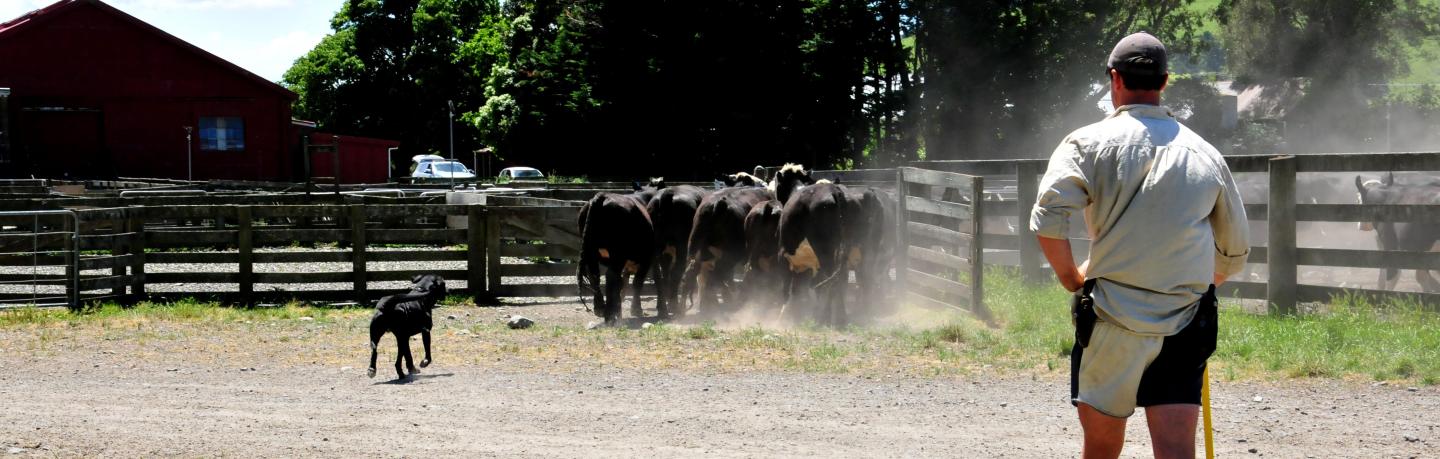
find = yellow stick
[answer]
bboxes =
[1202,366,1215,459]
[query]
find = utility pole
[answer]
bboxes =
[184,126,193,181]
[447,100,455,189]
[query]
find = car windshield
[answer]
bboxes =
[433,162,468,173]
[513,169,542,178]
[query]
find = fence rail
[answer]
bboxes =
[917,152,1440,311]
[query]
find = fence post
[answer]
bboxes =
[110,218,125,299]
[1016,161,1045,282]
[894,168,909,290]
[64,215,78,309]
[127,213,145,301]
[969,175,992,323]
[486,208,502,296]
[351,204,368,303]
[237,205,253,305]
[1267,155,1297,314]
[467,204,487,298]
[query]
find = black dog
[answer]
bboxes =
[367,274,447,379]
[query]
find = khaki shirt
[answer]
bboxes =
[1030,104,1249,335]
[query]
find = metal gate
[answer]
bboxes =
[0,210,78,308]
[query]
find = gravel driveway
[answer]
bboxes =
[0,300,1433,458]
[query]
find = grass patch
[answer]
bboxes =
[917,267,1440,385]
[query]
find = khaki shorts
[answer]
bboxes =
[1069,309,1215,417]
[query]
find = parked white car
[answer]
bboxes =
[411,158,476,179]
[498,167,545,182]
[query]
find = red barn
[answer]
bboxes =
[0,0,311,181]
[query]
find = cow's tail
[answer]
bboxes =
[577,195,604,313]
[679,199,720,312]
[815,186,852,290]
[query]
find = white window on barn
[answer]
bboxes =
[199,117,245,152]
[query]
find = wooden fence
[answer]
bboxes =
[0,196,585,308]
[916,151,1440,312]
[892,167,991,321]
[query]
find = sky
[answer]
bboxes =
[0,0,339,83]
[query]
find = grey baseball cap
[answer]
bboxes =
[1107,32,1167,76]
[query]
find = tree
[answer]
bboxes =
[910,0,1209,160]
[284,0,502,159]
[1217,0,1440,152]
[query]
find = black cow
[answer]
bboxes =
[368,274,448,380]
[646,184,708,318]
[740,199,784,306]
[778,179,850,326]
[682,186,774,314]
[840,186,895,316]
[578,191,656,324]
[1355,173,1440,292]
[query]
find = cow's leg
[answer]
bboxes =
[655,256,670,318]
[631,259,650,319]
[1417,269,1440,293]
[605,267,624,324]
[419,329,432,368]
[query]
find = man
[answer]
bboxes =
[1030,32,1249,459]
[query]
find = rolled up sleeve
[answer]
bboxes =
[1209,165,1251,276]
[1030,140,1090,239]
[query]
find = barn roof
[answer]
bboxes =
[0,0,296,100]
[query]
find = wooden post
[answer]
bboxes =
[486,208,502,296]
[110,218,125,298]
[969,175,991,323]
[64,215,78,309]
[351,204,368,303]
[467,204,487,298]
[237,205,253,305]
[1267,155,1297,314]
[127,214,145,301]
[894,168,910,289]
[1016,161,1045,282]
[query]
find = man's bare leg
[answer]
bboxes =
[1145,404,1199,459]
[1078,402,1127,459]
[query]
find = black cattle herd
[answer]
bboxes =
[577,164,897,327]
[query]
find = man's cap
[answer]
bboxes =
[1107,32,1167,76]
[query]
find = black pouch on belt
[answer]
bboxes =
[1071,279,1099,348]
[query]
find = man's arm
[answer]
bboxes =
[1039,236,1085,292]
[1209,163,1251,286]
[1030,140,1090,292]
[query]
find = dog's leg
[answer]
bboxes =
[394,337,408,379]
[367,317,385,378]
[419,330,432,368]
[400,336,418,376]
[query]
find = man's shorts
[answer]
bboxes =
[1069,298,1217,418]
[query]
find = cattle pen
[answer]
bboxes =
[2,151,1438,318]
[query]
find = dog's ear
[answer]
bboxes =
[1383,171,1395,186]
[412,274,422,283]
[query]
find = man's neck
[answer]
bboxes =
[1114,92,1162,108]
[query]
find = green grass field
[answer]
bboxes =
[2,268,1435,385]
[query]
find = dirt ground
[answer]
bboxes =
[0,300,1434,458]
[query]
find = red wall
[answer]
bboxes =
[0,1,296,180]
[307,133,400,184]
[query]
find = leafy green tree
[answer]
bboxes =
[284,0,501,159]
[910,0,1209,160]
[1216,0,1440,152]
